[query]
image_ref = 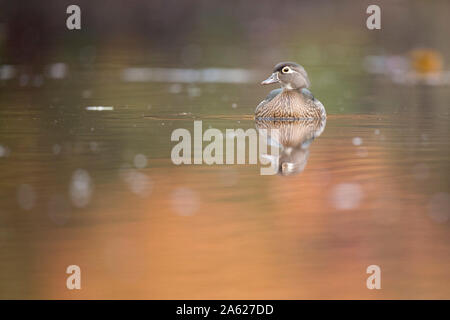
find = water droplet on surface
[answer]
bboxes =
[69,169,93,208]
[330,183,364,210]
[0,65,16,80]
[218,168,239,187]
[82,90,92,99]
[0,145,8,157]
[168,83,182,94]
[121,169,153,197]
[352,137,363,146]
[17,184,36,210]
[52,144,61,155]
[48,63,68,79]
[356,147,368,157]
[133,154,148,169]
[170,187,199,216]
[187,86,201,97]
[89,141,99,153]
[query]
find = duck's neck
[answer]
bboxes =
[281,83,297,90]
[281,87,305,96]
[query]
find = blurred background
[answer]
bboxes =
[0,0,449,299]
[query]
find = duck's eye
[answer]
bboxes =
[281,67,291,73]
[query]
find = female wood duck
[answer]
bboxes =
[255,62,326,119]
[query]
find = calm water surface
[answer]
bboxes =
[0,62,449,299]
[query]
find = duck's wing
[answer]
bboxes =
[260,88,283,104]
[256,88,283,110]
[301,88,326,118]
[300,88,316,101]
[264,88,283,102]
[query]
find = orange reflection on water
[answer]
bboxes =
[32,117,449,299]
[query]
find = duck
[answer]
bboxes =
[255,62,326,119]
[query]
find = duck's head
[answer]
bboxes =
[261,62,310,90]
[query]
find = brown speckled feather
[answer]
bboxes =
[255,89,326,119]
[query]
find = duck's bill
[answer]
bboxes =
[261,73,279,85]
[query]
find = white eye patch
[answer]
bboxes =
[281,66,295,74]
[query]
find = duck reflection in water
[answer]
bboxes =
[256,118,326,176]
